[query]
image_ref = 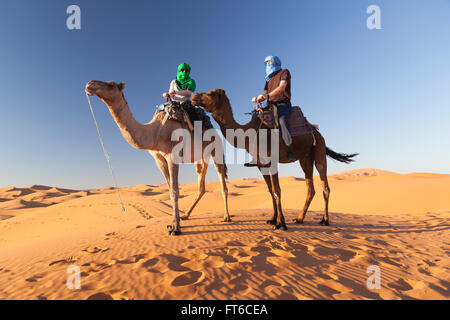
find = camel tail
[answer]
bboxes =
[325,147,358,164]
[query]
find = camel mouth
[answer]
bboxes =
[85,80,103,96]
[191,93,203,106]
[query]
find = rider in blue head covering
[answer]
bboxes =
[246,55,295,166]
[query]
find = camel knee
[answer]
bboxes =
[273,191,281,201]
[170,189,179,200]
[323,186,330,198]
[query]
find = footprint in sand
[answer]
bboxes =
[226,240,247,247]
[388,278,413,291]
[82,246,110,254]
[312,246,356,262]
[49,257,78,266]
[81,282,102,291]
[128,203,152,220]
[25,274,44,282]
[142,257,159,269]
[104,232,116,240]
[171,271,204,287]
[87,292,114,300]
[342,234,359,240]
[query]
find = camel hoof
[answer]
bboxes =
[180,215,190,221]
[223,217,232,222]
[167,224,181,235]
[319,219,330,226]
[266,219,276,225]
[168,229,181,236]
[274,224,288,231]
[293,219,304,224]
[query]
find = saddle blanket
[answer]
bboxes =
[258,106,314,137]
[156,103,213,130]
[288,106,314,137]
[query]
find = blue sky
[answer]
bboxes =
[0,0,449,189]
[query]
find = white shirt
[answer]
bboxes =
[169,80,193,102]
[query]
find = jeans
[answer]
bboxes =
[275,103,292,147]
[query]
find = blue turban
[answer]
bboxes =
[264,56,282,82]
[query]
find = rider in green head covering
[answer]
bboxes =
[163,62,196,102]
[176,63,196,92]
[162,62,210,128]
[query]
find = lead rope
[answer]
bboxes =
[86,93,125,212]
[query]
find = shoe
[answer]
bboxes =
[244,161,259,167]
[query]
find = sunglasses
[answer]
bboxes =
[180,69,190,72]
[265,61,275,65]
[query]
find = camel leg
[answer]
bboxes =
[182,161,208,220]
[166,159,181,235]
[314,140,331,226]
[213,162,231,222]
[153,153,170,186]
[270,173,288,231]
[294,156,316,224]
[260,172,278,225]
[316,159,330,226]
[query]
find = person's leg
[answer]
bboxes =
[183,102,200,122]
[276,104,292,145]
[276,104,295,161]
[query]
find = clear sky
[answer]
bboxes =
[1,0,449,189]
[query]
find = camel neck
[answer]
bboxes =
[104,96,156,150]
[214,103,259,151]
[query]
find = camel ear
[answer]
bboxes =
[118,82,126,91]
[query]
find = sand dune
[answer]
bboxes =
[0,169,448,300]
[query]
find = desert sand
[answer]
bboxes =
[0,168,448,300]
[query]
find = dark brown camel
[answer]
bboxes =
[191,89,357,230]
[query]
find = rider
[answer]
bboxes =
[252,55,295,162]
[163,62,199,123]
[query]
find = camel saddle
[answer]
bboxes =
[158,101,213,131]
[256,104,314,137]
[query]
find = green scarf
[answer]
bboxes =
[176,63,196,91]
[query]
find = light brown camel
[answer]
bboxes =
[191,89,357,230]
[85,81,231,235]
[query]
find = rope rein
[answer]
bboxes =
[86,93,125,213]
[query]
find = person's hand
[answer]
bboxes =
[257,94,266,103]
[163,92,169,99]
[252,97,258,103]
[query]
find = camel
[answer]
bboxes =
[85,81,231,235]
[191,89,357,230]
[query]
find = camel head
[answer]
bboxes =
[191,89,230,113]
[85,80,126,103]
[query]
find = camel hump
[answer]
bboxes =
[289,106,314,137]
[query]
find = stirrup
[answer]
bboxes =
[244,161,271,168]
